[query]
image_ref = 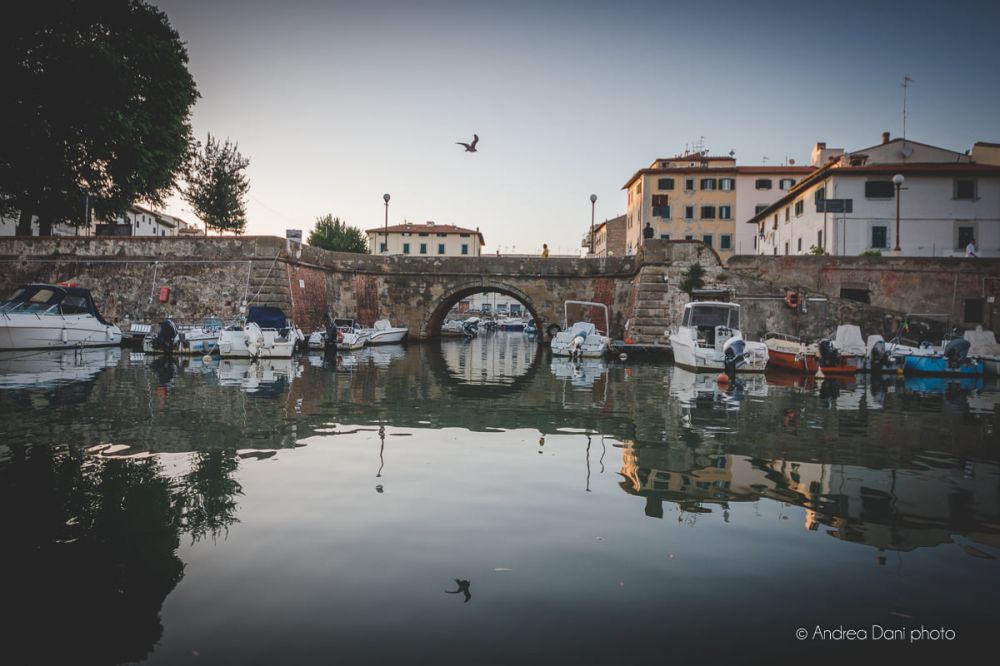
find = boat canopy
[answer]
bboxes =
[373,319,392,331]
[0,284,112,324]
[681,302,739,330]
[833,325,866,355]
[248,306,288,330]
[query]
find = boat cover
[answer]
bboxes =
[568,322,597,338]
[834,325,866,356]
[248,306,288,330]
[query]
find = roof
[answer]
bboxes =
[365,223,485,244]
[622,165,814,189]
[848,136,967,157]
[974,141,1000,148]
[127,204,176,227]
[734,166,816,174]
[745,162,1000,225]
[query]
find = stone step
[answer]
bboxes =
[632,317,672,328]
[631,325,671,337]
[637,283,671,293]
[630,334,670,345]
[634,307,669,317]
[638,266,673,277]
[250,278,288,289]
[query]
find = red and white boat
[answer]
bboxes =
[764,325,865,375]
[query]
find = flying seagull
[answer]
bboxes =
[457,134,479,152]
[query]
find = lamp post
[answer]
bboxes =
[589,194,597,255]
[382,193,390,254]
[892,174,904,252]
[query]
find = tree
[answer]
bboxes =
[0,0,199,234]
[182,135,251,235]
[680,262,706,294]
[308,215,370,254]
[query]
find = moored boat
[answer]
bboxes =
[143,317,225,355]
[0,283,122,350]
[550,301,611,358]
[364,319,409,345]
[219,306,299,358]
[668,301,768,373]
[764,325,864,375]
[333,318,369,350]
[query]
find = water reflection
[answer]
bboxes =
[0,347,121,389]
[1,337,998,661]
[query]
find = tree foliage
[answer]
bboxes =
[0,0,199,234]
[308,215,370,254]
[182,135,251,234]
[680,262,706,294]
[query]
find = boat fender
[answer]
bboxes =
[716,372,730,386]
[784,291,800,309]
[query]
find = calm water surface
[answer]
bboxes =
[1,333,998,664]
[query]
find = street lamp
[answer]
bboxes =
[382,193,390,254]
[892,174,904,252]
[589,194,597,255]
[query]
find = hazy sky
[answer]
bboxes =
[156,0,1000,254]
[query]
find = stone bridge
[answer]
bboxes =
[1,236,997,341]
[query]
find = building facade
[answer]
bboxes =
[583,214,627,257]
[752,136,1000,257]
[1,204,185,237]
[365,221,485,256]
[621,154,814,258]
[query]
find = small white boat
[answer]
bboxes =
[441,319,477,338]
[143,317,225,355]
[0,283,122,350]
[668,301,768,373]
[219,306,299,359]
[497,316,526,331]
[307,330,327,350]
[551,301,611,358]
[363,319,408,345]
[334,318,369,350]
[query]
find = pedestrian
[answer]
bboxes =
[643,222,654,241]
[966,237,978,257]
[541,243,549,258]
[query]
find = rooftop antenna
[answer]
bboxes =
[901,75,914,142]
[762,156,769,165]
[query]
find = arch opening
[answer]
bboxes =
[424,283,544,340]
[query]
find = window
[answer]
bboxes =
[418,232,429,237]
[438,243,445,254]
[817,230,823,248]
[436,233,447,237]
[402,232,412,237]
[865,180,895,198]
[636,182,641,194]
[403,243,411,254]
[755,204,768,215]
[772,215,778,230]
[720,178,734,191]
[461,244,469,255]
[841,287,870,304]
[720,234,732,250]
[785,207,790,221]
[955,178,976,200]
[794,200,804,216]
[964,298,985,324]
[459,233,470,237]
[700,178,716,190]
[652,205,670,218]
[719,205,732,220]
[784,242,789,255]
[700,206,716,219]
[379,242,387,253]
[684,206,695,220]
[658,177,674,190]
[797,238,802,252]
[660,234,671,240]
[702,234,713,247]
[815,187,826,202]
[956,225,976,250]
[755,178,772,190]
[420,243,427,254]
[871,225,888,249]
[779,178,796,190]
[685,178,695,191]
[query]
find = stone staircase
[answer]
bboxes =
[246,258,292,312]
[627,266,675,346]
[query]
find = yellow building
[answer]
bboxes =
[365,221,485,256]
[622,153,739,258]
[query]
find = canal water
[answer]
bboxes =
[1,332,998,663]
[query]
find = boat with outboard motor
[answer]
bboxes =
[0,283,122,350]
[764,325,865,375]
[550,301,611,358]
[441,318,478,338]
[218,306,301,358]
[143,317,225,355]
[668,301,768,373]
[362,319,409,345]
[333,318,369,350]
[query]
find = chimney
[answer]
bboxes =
[426,221,435,226]
[816,142,826,150]
[882,131,891,145]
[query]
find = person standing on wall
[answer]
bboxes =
[541,243,549,258]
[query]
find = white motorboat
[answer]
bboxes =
[219,306,299,359]
[964,326,1000,377]
[497,316,526,331]
[0,283,122,350]
[307,330,327,350]
[333,318,369,350]
[550,301,611,358]
[143,317,225,355]
[363,319,408,345]
[441,319,477,338]
[668,301,768,373]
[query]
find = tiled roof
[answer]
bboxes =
[365,223,485,244]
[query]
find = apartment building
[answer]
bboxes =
[365,221,485,256]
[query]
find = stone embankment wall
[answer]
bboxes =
[0,237,994,343]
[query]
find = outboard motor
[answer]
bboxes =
[818,339,839,367]
[722,336,747,381]
[570,333,587,359]
[869,339,889,372]
[462,320,478,338]
[152,319,179,354]
[943,338,971,369]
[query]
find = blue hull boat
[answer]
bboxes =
[902,354,984,376]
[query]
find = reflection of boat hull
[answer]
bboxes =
[0,314,122,350]
[0,347,122,388]
[902,375,983,394]
[902,355,984,377]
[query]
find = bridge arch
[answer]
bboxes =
[423,281,546,339]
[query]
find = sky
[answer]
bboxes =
[155,0,1000,255]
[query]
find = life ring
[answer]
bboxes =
[784,291,801,309]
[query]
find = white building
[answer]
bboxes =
[751,134,1000,257]
[1,204,185,237]
[365,221,485,256]
[734,167,816,255]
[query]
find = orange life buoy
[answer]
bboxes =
[784,290,800,309]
